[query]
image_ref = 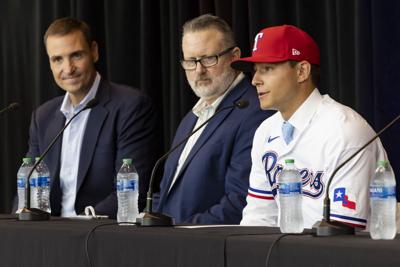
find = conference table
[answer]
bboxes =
[0,214,398,267]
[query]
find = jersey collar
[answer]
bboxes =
[283,88,323,132]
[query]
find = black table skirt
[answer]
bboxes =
[0,215,398,267]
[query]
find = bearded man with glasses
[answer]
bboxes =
[155,14,273,224]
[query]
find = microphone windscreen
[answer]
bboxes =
[234,100,249,109]
[85,98,99,109]
[8,102,20,111]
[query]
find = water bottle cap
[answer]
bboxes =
[122,158,132,165]
[22,157,33,164]
[377,160,388,168]
[285,159,295,164]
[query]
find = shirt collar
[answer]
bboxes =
[192,72,245,117]
[280,88,323,131]
[60,72,101,117]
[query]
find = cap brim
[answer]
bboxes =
[231,58,255,72]
[231,56,287,72]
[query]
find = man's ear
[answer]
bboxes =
[297,61,311,83]
[231,47,241,61]
[91,41,99,63]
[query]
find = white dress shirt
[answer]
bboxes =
[59,73,100,217]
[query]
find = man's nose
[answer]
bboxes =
[252,71,262,86]
[194,61,207,74]
[63,59,75,75]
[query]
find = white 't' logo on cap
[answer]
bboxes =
[292,49,301,56]
[253,33,264,51]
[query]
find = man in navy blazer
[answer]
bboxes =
[26,18,159,218]
[156,15,273,224]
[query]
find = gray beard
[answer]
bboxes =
[189,69,237,100]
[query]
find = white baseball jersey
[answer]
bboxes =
[241,89,389,229]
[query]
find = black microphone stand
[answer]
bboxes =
[0,102,19,116]
[18,98,99,221]
[140,100,249,226]
[313,114,400,236]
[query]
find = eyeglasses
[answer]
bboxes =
[180,46,235,70]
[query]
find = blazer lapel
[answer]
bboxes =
[46,109,65,188]
[158,113,197,206]
[167,78,250,194]
[46,106,65,214]
[76,80,110,192]
[174,107,231,180]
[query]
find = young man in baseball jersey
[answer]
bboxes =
[231,25,390,229]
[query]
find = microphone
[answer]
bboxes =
[313,114,400,236]
[18,98,99,221]
[234,100,249,109]
[0,102,19,115]
[139,99,249,226]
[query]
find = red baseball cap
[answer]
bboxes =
[231,25,320,71]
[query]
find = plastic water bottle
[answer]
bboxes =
[16,157,34,213]
[117,158,139,224]
[30,159,39,209]
[278,159,304,233]
[30,157,51,213]
[370,160,397,240]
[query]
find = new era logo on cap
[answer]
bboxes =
[292,48,301,56]
[231,24,320,72]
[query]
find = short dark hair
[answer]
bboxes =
[182,14,236,48]
[44,17,93,47]
[289,61,320,88]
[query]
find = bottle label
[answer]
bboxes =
[17,177,25,188]
[278,182,302,195]
[30,177,38,187]
[37,176,50,187]
[117,179,136,191]
[370,186,396,199]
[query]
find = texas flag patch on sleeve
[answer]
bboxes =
[333,187,356,210]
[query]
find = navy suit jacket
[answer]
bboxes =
[27,79,159,218]
[156,77,273,224]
